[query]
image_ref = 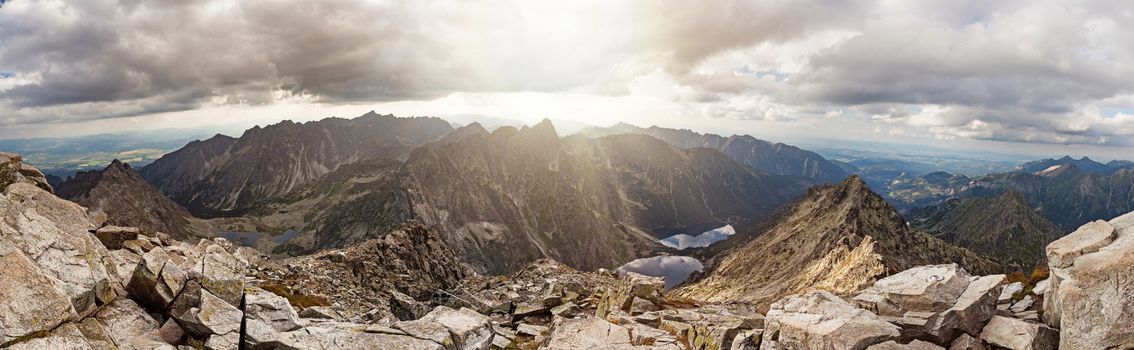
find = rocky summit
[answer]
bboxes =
[55,159,206,239]
[2,150,1134,349]
[674,175,1001,309]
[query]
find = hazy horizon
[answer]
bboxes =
[3,0,1134,160]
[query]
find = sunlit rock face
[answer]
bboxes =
[1043,214,1134,349]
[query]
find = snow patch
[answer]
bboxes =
[659,225,736,250]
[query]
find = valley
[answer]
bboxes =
[3,114,1133,350]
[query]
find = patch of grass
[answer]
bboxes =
[259,282,331,309]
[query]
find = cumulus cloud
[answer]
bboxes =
[2,0,1133,146]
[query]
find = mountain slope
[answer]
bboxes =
[579,123,849,183]
[673,176,1001,309]
[907,190,1057,271]
[55,160,204,239]
[241,120,814,274]
[139,112,453,217]
[961,165,1134,232]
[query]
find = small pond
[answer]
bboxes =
[617,255,704,290]
[218,229,298,247]
[659,224,735,250]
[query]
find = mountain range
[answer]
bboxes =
[578,123,850,183]
[138,113,453,217]
[1016,156,1134,175]
[907,190,1057,272]
[229,120,814,274]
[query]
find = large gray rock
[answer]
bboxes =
[866,340,944,350]
[1043,212,1134,349]
[0,250,79,345]
[94,225,140,250]
[853,264,971,317]
[183,242,245,307]
[176,287,241,337]
[92,298,175,350]
[3,323,91,350]
[175,289,242,338]
[394,306,494,350]
[0,153,52,193]
[0,183,117,317]
[761,291,899,350]
[978,316,1056,350]
[546,317,681,350]
[245,286,302,332]
[930,274,1005,341]
[126,247,186,309]
[390,290,431,321]
[1046,220,1116,268]
[273,321,444,350]
[948,333,986,350]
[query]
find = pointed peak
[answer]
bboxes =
[104,159,133,172]
[524,118,559,139]
[840,174,869,189]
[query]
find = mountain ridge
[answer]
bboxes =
[578,123,850,183]
[673,175,1001,310]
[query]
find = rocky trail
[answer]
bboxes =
[2,152,1132,349]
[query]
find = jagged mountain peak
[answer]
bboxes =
[57,160,201,239]
[140,114,454,217]
[675,175,1000,309]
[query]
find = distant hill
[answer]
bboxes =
[907,190,1057,272]
[578,123,850,183]
[1016,156,1134,175]
[673,176,1001,309]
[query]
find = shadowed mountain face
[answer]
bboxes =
[907,191,1057,272]
[247,120,814,274]
[56,160,202,239]
[674,175,1001,310]
[961,165,1134,232]
[139,113,453,217]
[579,123,849,183]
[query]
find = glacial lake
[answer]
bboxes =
[659,224,735,250]
[617,255,704,290]
[219,229,299,247]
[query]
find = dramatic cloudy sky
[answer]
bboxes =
[2,0,1133,155]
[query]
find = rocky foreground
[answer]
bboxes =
[2,152,1133,349]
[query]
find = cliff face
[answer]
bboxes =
[56,159,202,239]
[139,112,453,217]
[579,123,850,183]
[674,176,1002,309]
